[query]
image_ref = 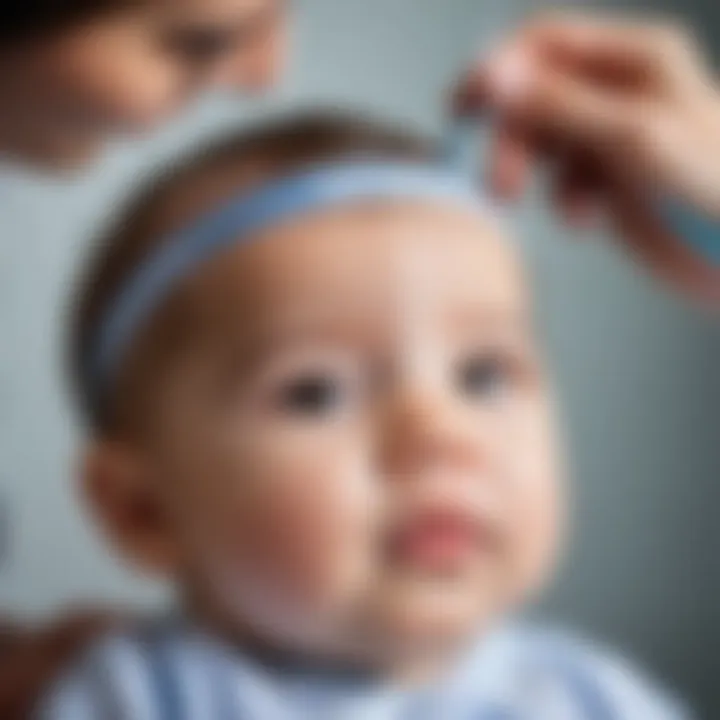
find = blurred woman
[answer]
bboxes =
[0,0,287,168]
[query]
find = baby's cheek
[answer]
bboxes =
[204,433,379,623]
[501,400,565,600]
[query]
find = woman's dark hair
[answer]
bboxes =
[0,1,123,45]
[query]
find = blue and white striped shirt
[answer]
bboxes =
[37,620,691,720]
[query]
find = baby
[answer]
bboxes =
[40,112,689,719]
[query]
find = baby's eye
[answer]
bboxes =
[276,373,350,417]
[455,353,512,402]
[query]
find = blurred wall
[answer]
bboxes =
[0,0,718,715]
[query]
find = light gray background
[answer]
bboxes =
[1,0,719,715]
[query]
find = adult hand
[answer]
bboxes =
[455,13,720,304]
[0,610,119,719]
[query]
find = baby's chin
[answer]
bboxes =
[362,572,507,656]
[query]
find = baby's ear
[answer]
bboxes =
[80,441,179,578]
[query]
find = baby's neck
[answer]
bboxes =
[183,592,469,689]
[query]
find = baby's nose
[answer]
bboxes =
[217,11,289,94]
[377,387,486,481]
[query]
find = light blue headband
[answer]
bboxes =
[88,119,718,401]
[88,153,494,396]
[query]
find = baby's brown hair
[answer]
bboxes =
[70,110,435,435]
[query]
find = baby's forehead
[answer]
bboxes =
[185,197,530,343]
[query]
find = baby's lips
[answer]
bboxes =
[385,502,501,572]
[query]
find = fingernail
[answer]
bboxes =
[487,50,532,106]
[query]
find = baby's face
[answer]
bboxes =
[121,200,563,665]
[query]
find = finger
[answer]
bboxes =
[452,64,491,116]
[523,13,705,90]
[486,123,533,200]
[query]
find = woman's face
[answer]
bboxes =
[0,0,287,168]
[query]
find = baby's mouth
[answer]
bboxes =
[384,504,500,575]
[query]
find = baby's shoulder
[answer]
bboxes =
[477,622,692,719]
[35,621,193,720]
